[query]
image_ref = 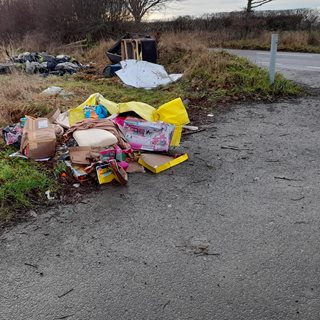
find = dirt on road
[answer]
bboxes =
[1,96,320,320]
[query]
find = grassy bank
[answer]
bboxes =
[0,143,53,221]
[209,30,320,53]
[0,37,301,222]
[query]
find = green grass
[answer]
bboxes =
[0,144,54,221]
[177,51,301,104]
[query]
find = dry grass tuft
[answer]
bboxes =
[0,73,87,125]
[212,30,320,53]
[82,39,114,68]
[158,32,208,73]
[158,32,207,52]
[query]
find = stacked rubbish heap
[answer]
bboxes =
[0,52,85,76]
[1,93,191,186]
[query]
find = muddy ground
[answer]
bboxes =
[1,95,320,319]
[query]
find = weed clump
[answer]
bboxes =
[0,146,53,220]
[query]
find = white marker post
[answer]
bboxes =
[269,34,279,85]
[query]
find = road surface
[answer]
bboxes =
[1,48,320,320]
[221,49,320,88]
[1,94,320,319]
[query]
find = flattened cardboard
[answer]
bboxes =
[69,146,103,165]
[138,153,188,174]
[46,108,61,123]
[69,147,92,165]
[126,161,145,173]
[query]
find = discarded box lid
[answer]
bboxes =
[138,153,188,174]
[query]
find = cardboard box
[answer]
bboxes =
[96,165,116,184]
[65,161,89,181]
[69,146,104,165]
[20,117,56,160]
[138,153,188,174]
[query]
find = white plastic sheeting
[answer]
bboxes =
[116,60,183,89]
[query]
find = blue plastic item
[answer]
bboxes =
[95,105,108,119]
[84,106,91,118]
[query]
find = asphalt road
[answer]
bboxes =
[1,93,320,319]
[222,49,320,88]
[1,49,320,319]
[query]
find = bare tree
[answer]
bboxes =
[124,0,177,22]
[246,0,274,13]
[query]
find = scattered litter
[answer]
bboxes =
[64,161,88,181]
[28,210,38,218]
[9,151,28,159]
[103,63,122,78]
[139,153,188,174]
[24,262,38,269]
[54,124,65,137]
[191,237,220,256]
[2,52,85,76]
[114,117,175,152]
[290,196,305,201]
[45,190,55,200]
[177,236,221,257]
[0,63,15,74]
[41,86,73,98]
[274,176,302,182]
[58,288,74,299]
[73,128,118,148]
[20,117,56,160]
[106,33,157,64]
[207,114,214,117]
[116,60,183,89]
[183,125,199,131]
[2,123,23,147]
[2,92,191,190]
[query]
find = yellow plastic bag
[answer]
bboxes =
[116,102,155,122]
[68,93,156,126]
[154,98,190,146]
[69,93,119,126]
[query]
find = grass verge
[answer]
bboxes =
[0,41,302,223]
[0,143,54,222]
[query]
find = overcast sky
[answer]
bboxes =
[150,0,320,20]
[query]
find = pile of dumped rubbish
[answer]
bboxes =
[0,52,85,76]
[1,93,191,186]
[104,33,183,89]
